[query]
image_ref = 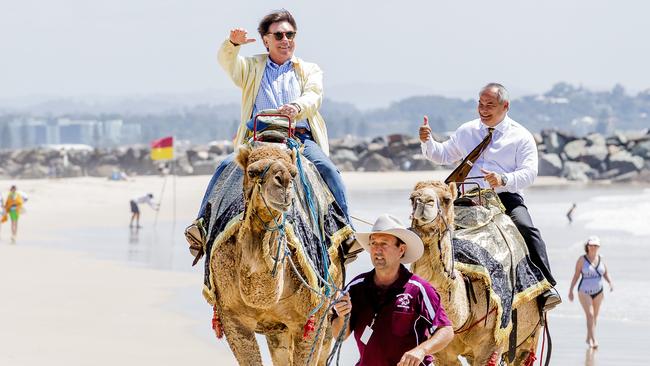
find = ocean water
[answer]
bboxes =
[21,184,650,365]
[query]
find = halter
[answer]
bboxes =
[411,197,456,281]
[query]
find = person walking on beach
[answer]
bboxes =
[568,235,613,348]
[129,193,159,228]
[567,202,577,223]
[2,185,25,244]
[418,83,561,311]
[332,214,454,366]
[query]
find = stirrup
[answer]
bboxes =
[185,219,206,266]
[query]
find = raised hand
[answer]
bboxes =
[229,28,256,46]
[419,115,431,143]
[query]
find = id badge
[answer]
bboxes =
[360,325,373,345]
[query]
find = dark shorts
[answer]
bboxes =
[130,200,139,214]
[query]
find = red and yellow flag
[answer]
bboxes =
[151,136,174,161]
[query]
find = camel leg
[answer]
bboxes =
[434,351,463,366]
[511,326,541,366]
[473,344,503,366]
[266,331,293,366]
[316,323,334,366]
[220,313,263,366]
[292,322,325,366]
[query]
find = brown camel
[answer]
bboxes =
[410,181,546,366]
[208,144,344,366]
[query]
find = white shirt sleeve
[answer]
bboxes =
[420,131,466,165]
[503,132,538,192]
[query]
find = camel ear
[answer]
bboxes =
[247,159,271,179]
[235,145,252,170]
[448,182,457,200]
[290,148,297,166]
[288,165,298,178]
[288,150,298,177]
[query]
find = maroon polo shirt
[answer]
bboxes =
[344,265,451,366]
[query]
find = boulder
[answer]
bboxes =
[19,163,49,179]
[541,130,575,154]
[611,171,640,182]
[562,161,597,182]
[579,144,608,170]
[608,150,644,174]
[331,148,359,165]
[563,139,587,160]
[585,133,606,147]
[191,160,219,175]
[409,154,437,171]
[335,161,357,172]
[359,153,396,172]
[630,140,650,159]
[538,153,563,176]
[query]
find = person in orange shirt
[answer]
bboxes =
[2,185,24,244]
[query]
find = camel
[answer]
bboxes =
[410,181,547,366]
[207,144,344,366]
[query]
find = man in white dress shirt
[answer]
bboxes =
[418,83,560,310]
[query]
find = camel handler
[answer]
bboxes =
[418,82,561,311]
[332,214,454,366]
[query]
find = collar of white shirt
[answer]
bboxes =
[479,115,512,135]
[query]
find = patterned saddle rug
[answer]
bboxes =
[452,189,551,344]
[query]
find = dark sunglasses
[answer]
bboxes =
[266,31,296,41]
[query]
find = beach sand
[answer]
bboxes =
[0,173,645,365]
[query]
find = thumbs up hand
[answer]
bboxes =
[419,115,432,143]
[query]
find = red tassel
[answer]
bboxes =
[212,306,223,339]
[302,315,316,340]
[524,351,537,366]
[486,351,499,366]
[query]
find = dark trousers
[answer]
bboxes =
[498,192,557,286]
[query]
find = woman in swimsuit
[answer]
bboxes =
[568,236,614,348]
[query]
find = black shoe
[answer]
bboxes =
[185,219,206,266]
[342,235,363,265]
[540,288,562,312]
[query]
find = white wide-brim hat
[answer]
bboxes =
[586,235,601,246]
[356,214,424,264]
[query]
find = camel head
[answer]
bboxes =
[236,144,297,214]
[409,180,456,236]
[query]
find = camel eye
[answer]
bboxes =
[274,175,282,185]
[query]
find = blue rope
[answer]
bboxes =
[286,139,332,296]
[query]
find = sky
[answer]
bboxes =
[1,0,649,106]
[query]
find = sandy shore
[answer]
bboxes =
[0,173,604,365]
[0,244,236,366]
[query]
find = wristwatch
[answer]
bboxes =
[500,174,509,186]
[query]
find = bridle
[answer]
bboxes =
[411,197,456,281]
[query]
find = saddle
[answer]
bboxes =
[244,109,296,144]
[451,188,550,344]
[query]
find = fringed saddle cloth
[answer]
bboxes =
[452,189,551,344]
